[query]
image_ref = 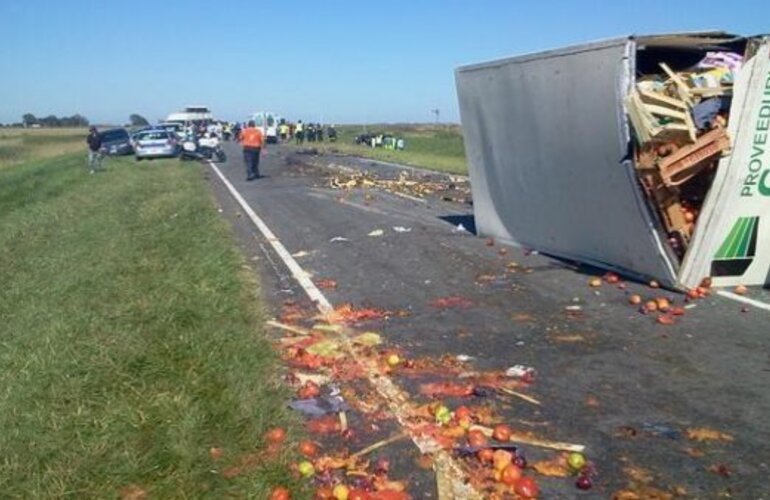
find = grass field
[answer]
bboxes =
[0,145,301,497]
[0,127,88,169]
[291,124,468,175]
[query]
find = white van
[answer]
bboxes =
[250,111,280,143]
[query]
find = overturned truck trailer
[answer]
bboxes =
[456,32,770,289]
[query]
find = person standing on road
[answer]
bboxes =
[240,120,264,181]
[295,120,304,144]
[86,126,104,173]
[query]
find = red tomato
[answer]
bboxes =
[348,489,372,500]
[454,406,472,421]
[467,429,488,447]
[477,448,494,463]
[492,424,511,442]
[500,464,522,485]
[514,476,539,498]
[269,487,291,500]
[299,440,319,457]
[265,428,286,444]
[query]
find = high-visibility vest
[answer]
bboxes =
[296,123,304,132]
[241,127,264,148]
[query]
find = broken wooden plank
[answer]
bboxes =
[660,63,694,107]
[470,425,585,453]
[499,387,542,406]
[638,89,688,109]
[266,320,312,337]
[350,432,409,460]
[644,103,689,121]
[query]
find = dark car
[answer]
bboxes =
[99,128,133,156]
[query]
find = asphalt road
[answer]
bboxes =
[207,141,770,499]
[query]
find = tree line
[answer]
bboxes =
[21,113,90,127]
[3,113,151,128]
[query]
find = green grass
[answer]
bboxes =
[0,152,301,497]
[0,128,87,169]
[291,124,468,175]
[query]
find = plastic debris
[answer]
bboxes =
[505,365,537,380]
[368,229,385,237]
[392,226,412,233]
[329,237,349,243]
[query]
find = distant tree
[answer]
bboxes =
[59,114,89,127]
[129,114,149,127]
[22,113,37,127]
[39,115,61,127]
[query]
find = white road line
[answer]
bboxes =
[717,290,770,312]
[207,161,333,313]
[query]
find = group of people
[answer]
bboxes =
[291,121,337,144]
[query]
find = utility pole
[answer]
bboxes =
[431,108,440,124]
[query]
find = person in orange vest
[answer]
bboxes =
[241,120,264,181]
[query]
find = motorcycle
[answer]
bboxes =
[179,133,226,162]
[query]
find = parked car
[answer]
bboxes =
[132,129,179,160]
[99,128,133,156]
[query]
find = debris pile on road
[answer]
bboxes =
[627,53,741,259]
[263,298,602,498]
[329,171,471,203]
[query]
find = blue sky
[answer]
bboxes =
[0,0,767,125]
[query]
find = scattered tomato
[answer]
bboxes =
[477,448,494,463]
[492,424,511,442]
[588,278,602,288]
[298,380,321,399]
[657,314,675,325]
[266,428,286,444]
[270,487,291,500]
[386,354,401,367]
[299,440,319,457]
[298,460,315,477]
[567,452,586,470]
[604,272,620,284]
[467,429,488,448]
[649,280,660,289]
[333,484,350,500]
[454,406,472,421]
[493,449,514,471]
[315,487,334,499]
[655,297,671,311]
[514,476,540,498]
[628,294,642,305]
[347,490,371,500]
[434,405,452,425]
[645,300,658,313]
[500,464,523,485]
[735,285,748,295]
[576,475,593,490]
[686,288,699,300]
[671,306,686,316]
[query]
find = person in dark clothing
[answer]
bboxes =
[86,127,104,173]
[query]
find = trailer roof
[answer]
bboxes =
[456,31,746,74]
